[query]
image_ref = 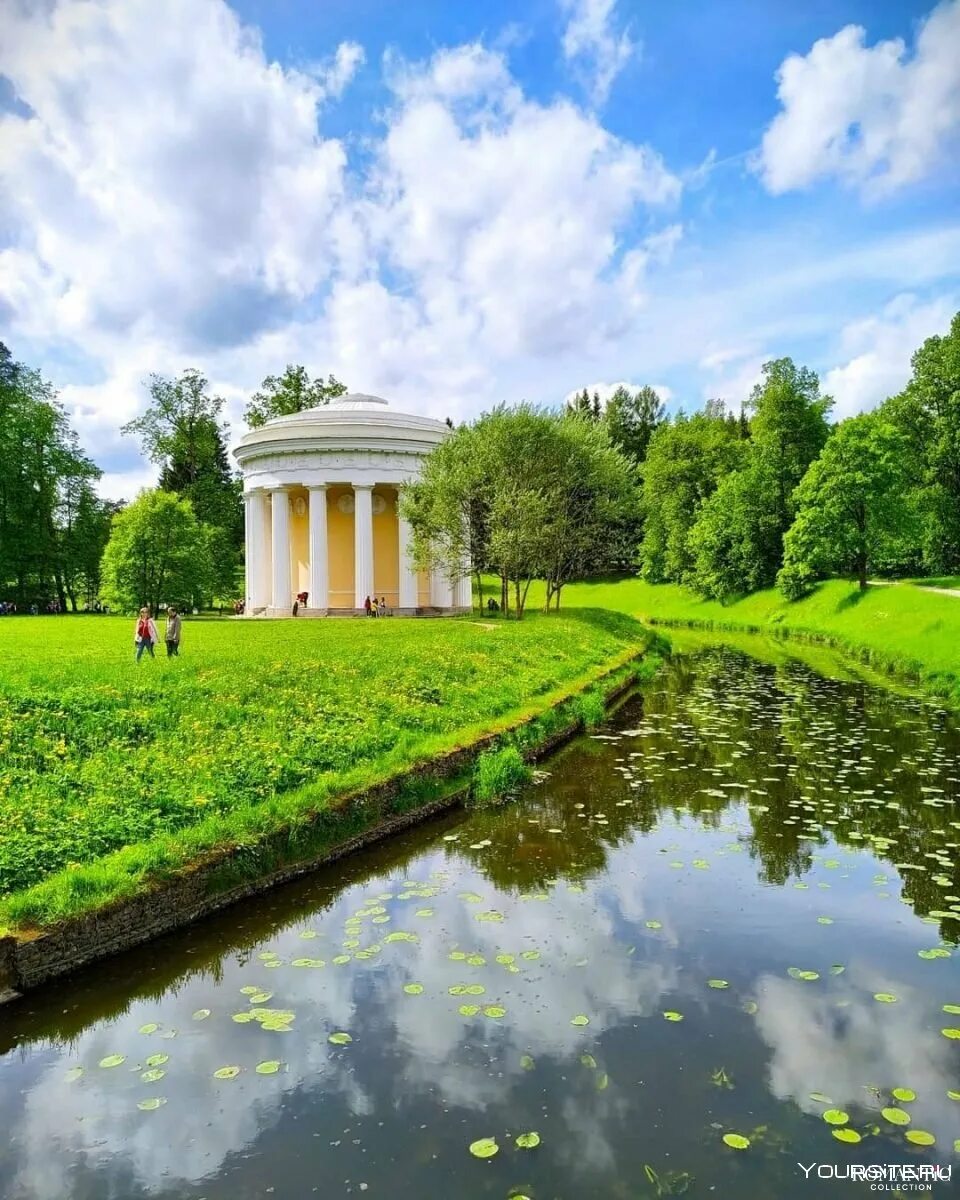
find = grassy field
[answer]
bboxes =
[547,576,960,699]
[0,609,648,930]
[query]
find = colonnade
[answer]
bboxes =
[243,484,470,614]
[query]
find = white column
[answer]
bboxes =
[455,571,473,610]
[249,490,270,610]
[243,493,252,609]
[271,488,291,611]
[308,485,328,609]
[430,568,454,609]
[398,514,418,609]
[353,484,374,609]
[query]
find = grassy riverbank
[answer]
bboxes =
[0,610,652,933]
[552,577,960,699]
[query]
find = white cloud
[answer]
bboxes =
[563,381,673,406]
[756,0,960,195]
[823,292,956,418]
[700,351,766,408]
[559,0,637,106]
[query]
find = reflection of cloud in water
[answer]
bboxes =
[753,971,960,1147]
[9,848,674,1198]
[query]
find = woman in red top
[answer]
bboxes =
[134,607,159,662]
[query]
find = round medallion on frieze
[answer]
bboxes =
[337,494,355,515]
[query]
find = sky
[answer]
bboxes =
[0,0,958,499]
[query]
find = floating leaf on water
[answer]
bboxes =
[832,1128,861,1144]
[138,1023,158,1035]
[823,1110,849,1126]
[448,951,467,961]
[145,1053,169,1067]
[213,1066,241,1079]
[467,954,486,966]
[459,892,483,904]
[645,920,662,930]
[141,1068,165,1083]
[515,1132,540,1149]
[942,1004,960,1014]
[892,1088,916,1102]
[137,1098,166,1111]
[232,1013,254,1024]
[64,1067,84,1083]
[328,1032,353,1045]
[298,930,318,939]
[468,1137,498,1159]
[722,1133,750,1150]
[384,931,419,944]
[663,1011,684,1022]
[570,1015,590,1027]
[520,950,540,961]
[484,1005,507,1019]
[829,965,846,975]
[192,1009,211,1021]
[403,983,424,995]
[707,979,729,989]
[809,1092,833,1104]
[941,1028,960,1039]
[458,1004,480,1017]
[948,1090,960,1101]
[874,993,898,1004]
[249,991,273,1004]
[239,985,260,995]
[882,1108,910,1126]
[476,911,504,923]
[520,1054,535,1070]
[415,909,434,917]
[99,1055,125,1069]
[787,968,820,981]
[495,954,515,965]
[581,1053,597,1069]
[919,948,952,959]
[596,1072,609,1091]
[817,917,834,925]
[905,1130,935,1146]
[256,1060,282,1075]
[464,984,485,996]
[332,955,351,965]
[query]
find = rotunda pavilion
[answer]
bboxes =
[233,393,471,616]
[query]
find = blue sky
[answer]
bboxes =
[0,0,957,497]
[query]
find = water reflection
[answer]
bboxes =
[1,644,960,1199]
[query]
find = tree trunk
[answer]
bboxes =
[554,583,563,611]
[474,569,483,614]
[858,554,867,590]
[500,574,508,616]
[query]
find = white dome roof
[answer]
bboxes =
[233,392,449,469]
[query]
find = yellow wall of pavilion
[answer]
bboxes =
[327,486,355,609]
[372,487,399,607]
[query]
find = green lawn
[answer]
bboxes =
[0,609,647,929]
[548,576,960,699]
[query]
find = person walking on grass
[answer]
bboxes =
[364,594,372,616]
[165,606,182,657]
[134,606,158,662]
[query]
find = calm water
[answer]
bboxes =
[2,643,960,1199]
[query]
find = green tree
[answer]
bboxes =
[605,384,666,464]
[690,359,831,599]
[0,343,102,606]
[882,311,960,571]
[123,369,241,596]
[100,490,214,614]
[244,365,347,428]
[639,404,746,585]
[778,412,916,596]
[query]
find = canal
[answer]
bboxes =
[1,640,959,1198]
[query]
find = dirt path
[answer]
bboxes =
[869,580,960,598]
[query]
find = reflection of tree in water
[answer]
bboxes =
[462,643,960,935]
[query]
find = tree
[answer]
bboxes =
[100,490,214,614]
[639,405,746,585]
[689,359,831,599]
[882,311,960,572]
[605,385,666,464]
[567,387,597,420]
[778,413,916,596]
[0,342,102,607]
[123,369,241,596]
[244,365,347,428]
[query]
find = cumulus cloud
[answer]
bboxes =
[755,0,960,195]
[823,292,956,418]
[559,0,637,106]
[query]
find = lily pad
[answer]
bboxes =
[722,1133,750,1150]
[99,1054,125,1069]
[874,993,898,1003]
[403,983,424,995]
[328,1032,353,1045]
[484,1005,507,1019]
[192,1009,211,1021]
[570,1014,590,1027]
[707,979,729,989]
[520,950,541,961]
[213,1066,241,1079]
[516,1132,540,1149]
[823,1109,849,1125]
[137,1098,166,1111]
[882,1108,910,1126]
[663,1011,684,1022]
[905,1130,935,1146]
[138,1023,159,1035]
[892,1088,916,1102]
[458,1004,481,1016]
[809,1092,833,1104]
[832,1128,861,1144]
[469,1137,499,1159]
[255,1060,282,1075]
[140,1068,166,1083]
[64,1067,84,1083]
[520,1054,535,1070]
[645,920,662,930]
[941,1028,960,1039]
